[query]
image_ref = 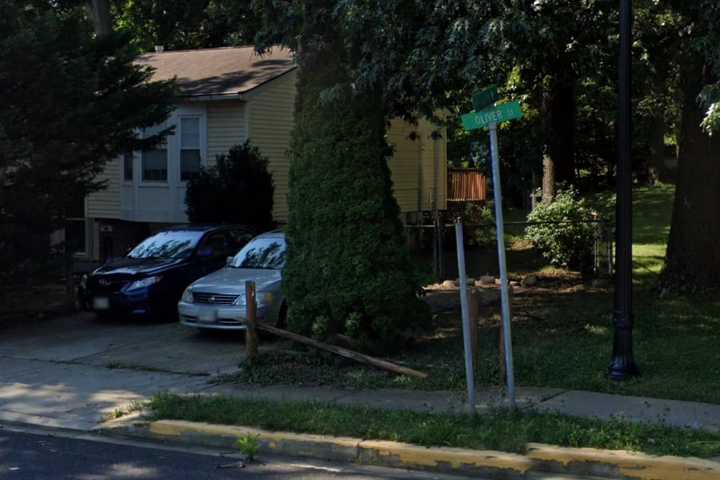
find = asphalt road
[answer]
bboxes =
[0,426,475,480]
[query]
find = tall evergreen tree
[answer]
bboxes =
[0,2,174,277]
[256,0,430,349]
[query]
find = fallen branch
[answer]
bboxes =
[255,323,429,380]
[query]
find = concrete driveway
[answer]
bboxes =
[0,312,281,430]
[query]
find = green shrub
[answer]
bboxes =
[525,189,596,270]
[284,48,430,352]
[185,141,274,230]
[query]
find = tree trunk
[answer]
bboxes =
[548,74,578,186]
[89,0,112,38]
[542,153,555,203]
[647,71,671,185]
[663,58,720,290]
[647,114,666,184]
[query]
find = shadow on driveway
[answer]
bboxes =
[0,312,285,430]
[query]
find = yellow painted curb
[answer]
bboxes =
[358,439,532,473]
[142,420,720,479]
[528,443,720,480]
[149,420,360,451]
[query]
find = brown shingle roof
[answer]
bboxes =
[136,46,296,97]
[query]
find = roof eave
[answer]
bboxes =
[178,92,248,102]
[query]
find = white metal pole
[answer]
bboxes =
[454,219,477,413]
[488,123,516,408]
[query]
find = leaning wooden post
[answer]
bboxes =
[245,280,258,364]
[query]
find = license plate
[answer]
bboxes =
[93,297,110,310]
[197,310,216,323]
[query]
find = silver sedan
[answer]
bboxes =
[178,231,287,330]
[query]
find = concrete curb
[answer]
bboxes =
[101,419,720,480]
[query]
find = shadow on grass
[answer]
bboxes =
[231,184,720,404]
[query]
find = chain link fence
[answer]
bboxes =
[406,215,613,282]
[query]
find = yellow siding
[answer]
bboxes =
[86,157,121,219]
[387,118,448,213]
[387,119,423,213]
[418,118,448,211]
[86,66,447,224]
[246,70,297,221]
[246,69,447,220]
[207,101,247,165]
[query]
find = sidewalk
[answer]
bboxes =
[207,383,720,434]
[2,348,720,434]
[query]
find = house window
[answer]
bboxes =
[180,117,201,181]
[142,142,167,182]
[123,152,133,181]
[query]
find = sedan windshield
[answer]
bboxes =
[230,237,286,270]
[127,231,205,259]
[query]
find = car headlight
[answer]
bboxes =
[259,292,273,306]
[124,275,162,291]
[181,287,193,303]
[234,292,272,306]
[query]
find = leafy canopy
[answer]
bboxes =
[115,0,261,52]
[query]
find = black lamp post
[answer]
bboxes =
[609,0,640,380]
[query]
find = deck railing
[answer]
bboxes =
[447,168,487,202]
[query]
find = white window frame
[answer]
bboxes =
[178,114,205,183]
[116,104,207,224]
[122,151,135,184]
[141,124,172,184]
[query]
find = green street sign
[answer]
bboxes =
[460,101,523,131]
[472,86,499,111]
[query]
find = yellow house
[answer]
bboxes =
[83,46,447,261]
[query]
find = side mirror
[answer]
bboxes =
[226,256,234,266]
[197,247,213,258]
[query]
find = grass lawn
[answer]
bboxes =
[225,184,720,404]
[148,393,720,458]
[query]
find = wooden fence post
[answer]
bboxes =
[245,280,258,364]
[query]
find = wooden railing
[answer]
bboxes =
[447,168,487,202]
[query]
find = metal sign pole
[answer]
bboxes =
[488,123,516,407]
[454,219,477,413]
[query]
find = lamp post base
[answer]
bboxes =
[608,355,640,381]
[608,327,640,381]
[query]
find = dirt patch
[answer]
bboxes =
[0,281,74,332]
